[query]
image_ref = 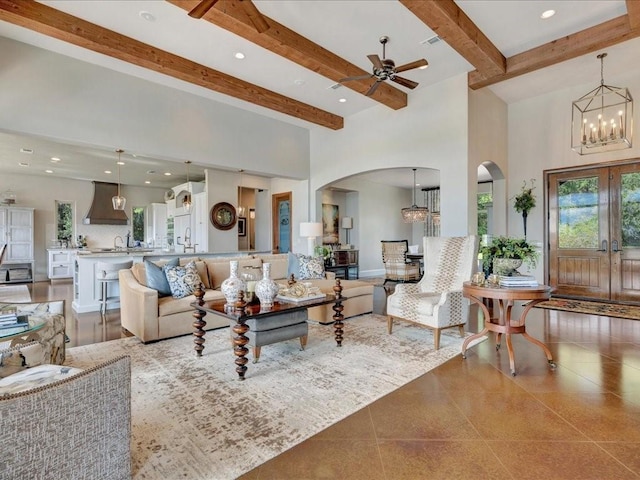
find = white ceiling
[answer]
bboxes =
[0,0,636,189]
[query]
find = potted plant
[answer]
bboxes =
[513,179,536,238]
[479,236,539,276]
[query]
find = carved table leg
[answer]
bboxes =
[232,293,249,380]
[332,279,344,347]
[192,284,207,357]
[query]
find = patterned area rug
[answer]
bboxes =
[535,298,640,320]
[0,285,31,303]
[66,314,483,480]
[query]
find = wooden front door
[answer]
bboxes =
[547,161,640,303]
[271,192,292,254]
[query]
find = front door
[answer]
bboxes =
[272,192,292,253]
[547,160,640,302]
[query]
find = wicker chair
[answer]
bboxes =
[387,235,478,349]
[381,240,421,284]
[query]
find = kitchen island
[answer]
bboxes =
[72,249,257,313]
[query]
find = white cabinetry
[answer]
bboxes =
[194,192,208,253]
[0,207,34,284]
[145,203,167,248]
[48,249,77,280]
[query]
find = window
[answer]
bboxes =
[56,200,74,244]
[477,184,493,237]
[132,207,145,244]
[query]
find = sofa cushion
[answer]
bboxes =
[205,257,263,289]
[165,261,201,299]
[298,255,325,280]
[255,254,289,280]
[144,258,179,297]
[158,288,224,317]
[308,279,374,297]
[287,251,301,279]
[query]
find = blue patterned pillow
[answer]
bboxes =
[298,255,325,280]
[145,258,179,297]
[165,261,201,299]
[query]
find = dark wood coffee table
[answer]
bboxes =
[191,280,347,380]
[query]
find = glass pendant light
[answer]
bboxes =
[112,149,126,210]
[183,160,192,213]
[401,168,429,223]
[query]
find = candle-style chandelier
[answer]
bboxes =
[571,52,633,155]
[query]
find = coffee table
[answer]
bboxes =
[461,281,556,376]
[191,280,347,380]
[0,313,46,342]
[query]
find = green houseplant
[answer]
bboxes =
[479,236,539,276]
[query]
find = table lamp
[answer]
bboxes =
[341,217,353,248]
[300,222,323,256]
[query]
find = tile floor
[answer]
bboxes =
[30,280,640,479]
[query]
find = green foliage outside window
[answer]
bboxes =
[477,192,492,236]
[132,207,145,243]
[56,201,73,243]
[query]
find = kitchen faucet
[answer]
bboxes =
[182,227,197,253]
[113,235,124,249]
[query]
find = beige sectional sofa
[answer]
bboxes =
[119,253,374,343]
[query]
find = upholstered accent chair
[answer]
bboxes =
[0,356,131,479]
[386,235,479,349]
[381,240,421,284]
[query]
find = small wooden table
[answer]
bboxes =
[461,281,556,376]
[191,280,347,380]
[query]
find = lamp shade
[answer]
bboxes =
[300,222,322,238]
[341,217,353,229]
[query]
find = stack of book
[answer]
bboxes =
[0,312,29,329]
[498,275,538,287]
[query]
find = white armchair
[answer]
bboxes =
[386,235,478,349]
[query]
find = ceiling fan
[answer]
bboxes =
[339,36,428,96]
[187,0,270,33]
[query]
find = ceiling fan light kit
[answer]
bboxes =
[340,36,428,96]
[571,52,633,155]
[401,168,429,223]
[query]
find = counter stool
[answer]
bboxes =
[96,261,133,314]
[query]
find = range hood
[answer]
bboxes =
[83,181,129,225]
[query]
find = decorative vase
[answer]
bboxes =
[255,262,279,308]
[492,258,523,276]
[221,260,246,305]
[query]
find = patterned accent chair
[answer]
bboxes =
[386,235,478,349]
[381,240,421,284]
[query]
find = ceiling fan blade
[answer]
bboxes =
[367,54,383,70]
[395,58,428,73]
[339,74,374,83]
[391,76,419,90]
[240,0,270,33]
[188,0,219,19]
[365,80,382,96]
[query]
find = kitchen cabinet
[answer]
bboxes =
[145,203,167,248]
[0,207,34,284]
[48,249,77,280]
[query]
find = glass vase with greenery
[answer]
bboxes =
[479,236,539,276]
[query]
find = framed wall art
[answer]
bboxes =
[238,217,247,236]
[322,203,339,244]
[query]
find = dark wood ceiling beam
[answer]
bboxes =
[400,0,506,79]
[168,0,408,110]
[0,0,343,130]
[626,0,640,29]
[468,15,640,89]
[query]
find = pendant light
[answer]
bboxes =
[183,160,192,213]
[112,149,126,210]
[238,169,246,217]
[401,168,429,223]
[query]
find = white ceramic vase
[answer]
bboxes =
[255,263,279,308]
[221,260,246,305]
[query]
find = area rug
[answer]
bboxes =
[66,313,481,480]
[535,298,640,321]
[0,285,31,303]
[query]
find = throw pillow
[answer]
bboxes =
[287,251,301,279]
[145,258,179,297]
[165,261,201,299]
[298,255,325,280]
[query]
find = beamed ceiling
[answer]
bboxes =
[0,0,639,131]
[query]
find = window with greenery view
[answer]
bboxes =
[56,201,74,243]
[477,191,492,236]
[132,207,145,244]
[558,177,599,249]
[621,172,640,247]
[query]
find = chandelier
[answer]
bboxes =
[183,161,192,212]
[401,168,429,223]
[571,52,633,155]
[112,149,126,210]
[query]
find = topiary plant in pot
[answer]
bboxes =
[479,236,539,276]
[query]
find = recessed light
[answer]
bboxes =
[20,148,33,154]
[164,172,172,176]
[234,52,245,60]
[45,169,53,174]
[541,9,555,19]
[105,170,112,174]
[116,161,125,165]
[18,162,29,167]
[50,157,61,162]
[339,98,347,103]
[294,79,305,86]
[146,170,156,174]
[145,180,151,184]
[139,11,155,22]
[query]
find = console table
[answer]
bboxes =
[326,249,359,279]
[461,281,556,376]
[191,281,347,380]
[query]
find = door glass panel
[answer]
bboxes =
[558,177,599,248]
[278,200,290,253]
[620,172,640,247]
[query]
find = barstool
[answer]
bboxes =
[96,260,133,314]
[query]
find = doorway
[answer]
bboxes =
[272,192,292,253]
[547,160,640,303]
